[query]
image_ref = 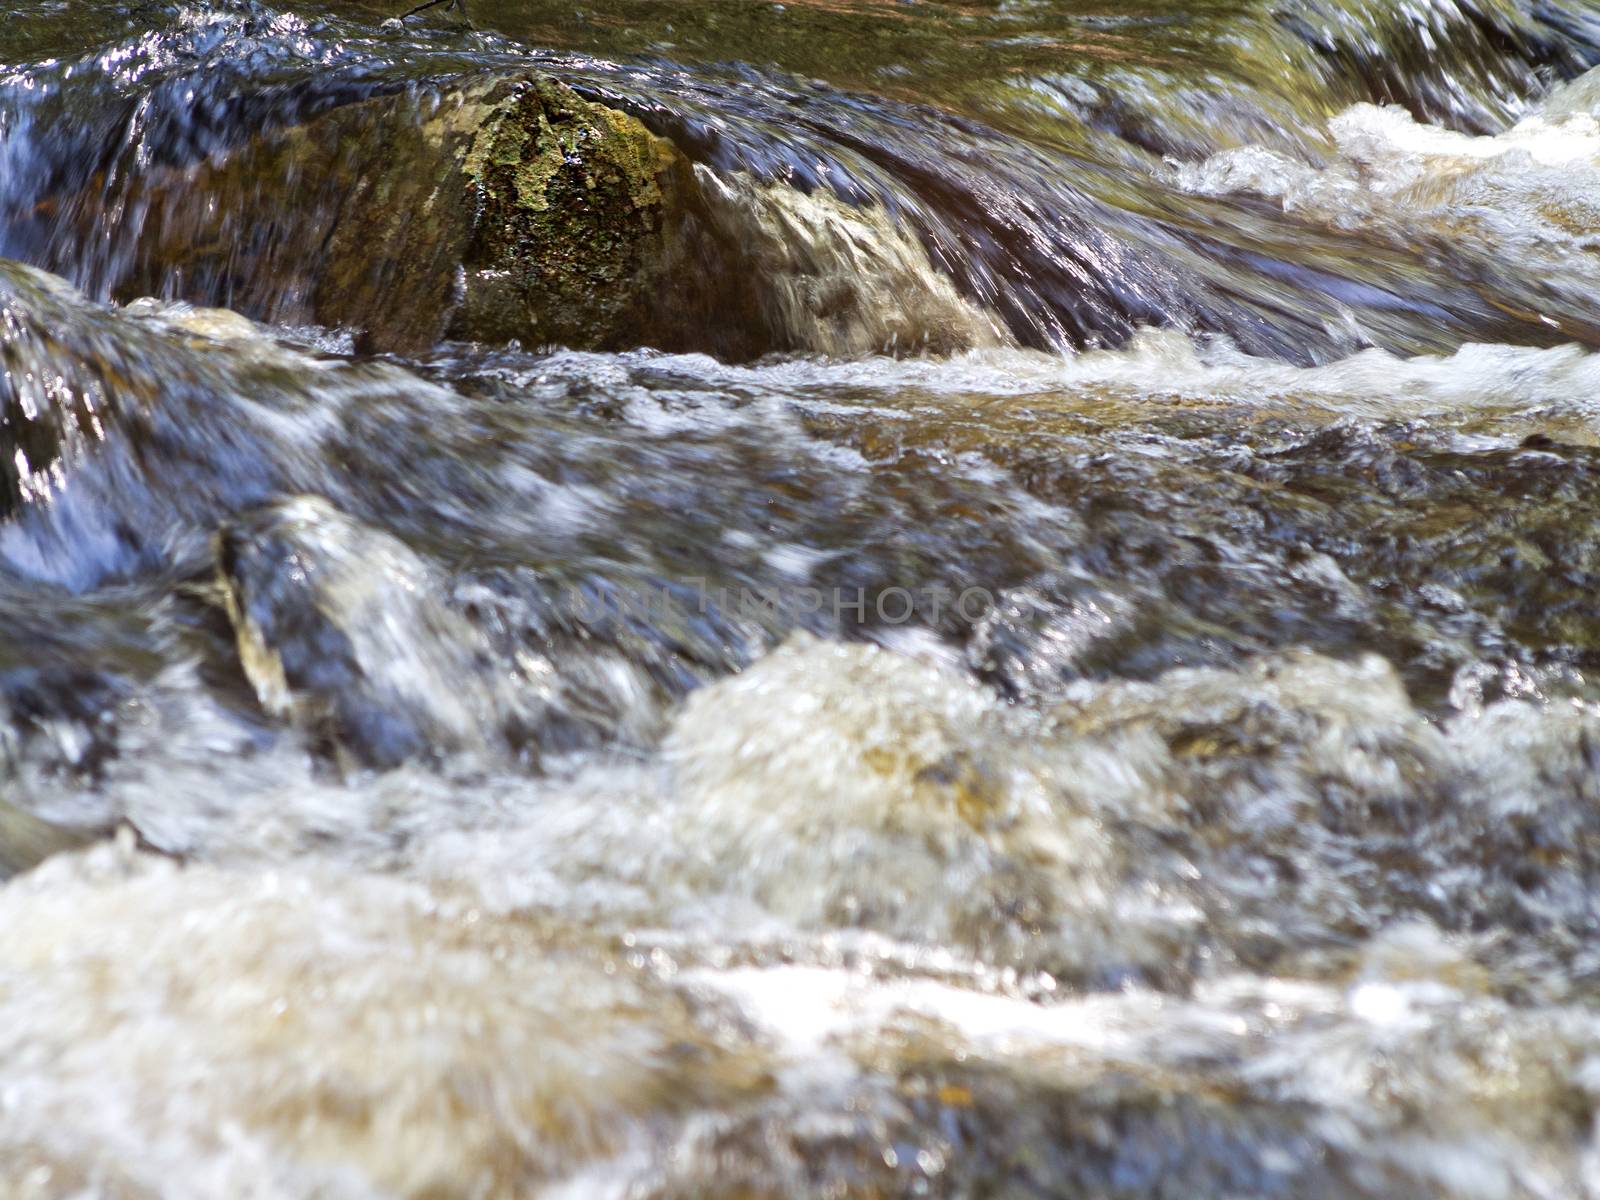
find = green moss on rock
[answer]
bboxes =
[112,73,694,354]
[104,69,978,359]
[449,76,691,349]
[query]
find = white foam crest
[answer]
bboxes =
[1535,65,1600,121]
[687,943,1600,1198]
[0,844,768,1198]
[579,331,1600,431]
[1174,71,1600,332]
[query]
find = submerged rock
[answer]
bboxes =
[0,799,97,880]
[0,257,408,587]
[657,632,1178,984]
[0,263,135,518]
[215,495,518,769]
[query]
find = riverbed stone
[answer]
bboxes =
[126,73,694,354]
[447,76,694,350]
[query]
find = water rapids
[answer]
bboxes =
[4,0,1600,1196]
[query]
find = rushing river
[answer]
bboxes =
[5,0,1600,1195]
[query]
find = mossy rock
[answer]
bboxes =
[118,74,700,354]
[448,76,695,350]
[85,69,999,358]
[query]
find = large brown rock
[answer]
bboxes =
[122,74,701,354]
[52,67,1007,360]
[446,76,697,351]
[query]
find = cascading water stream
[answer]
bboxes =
[4,1,1600,1197]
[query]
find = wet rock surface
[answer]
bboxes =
[216,496,518,768]
[5,2,1600,1197]
[447,75,692,352]
[116,72,695,354]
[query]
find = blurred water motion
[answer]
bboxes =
[3,1,1600,1196]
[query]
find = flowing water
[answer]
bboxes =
[5,0,1600,1195]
